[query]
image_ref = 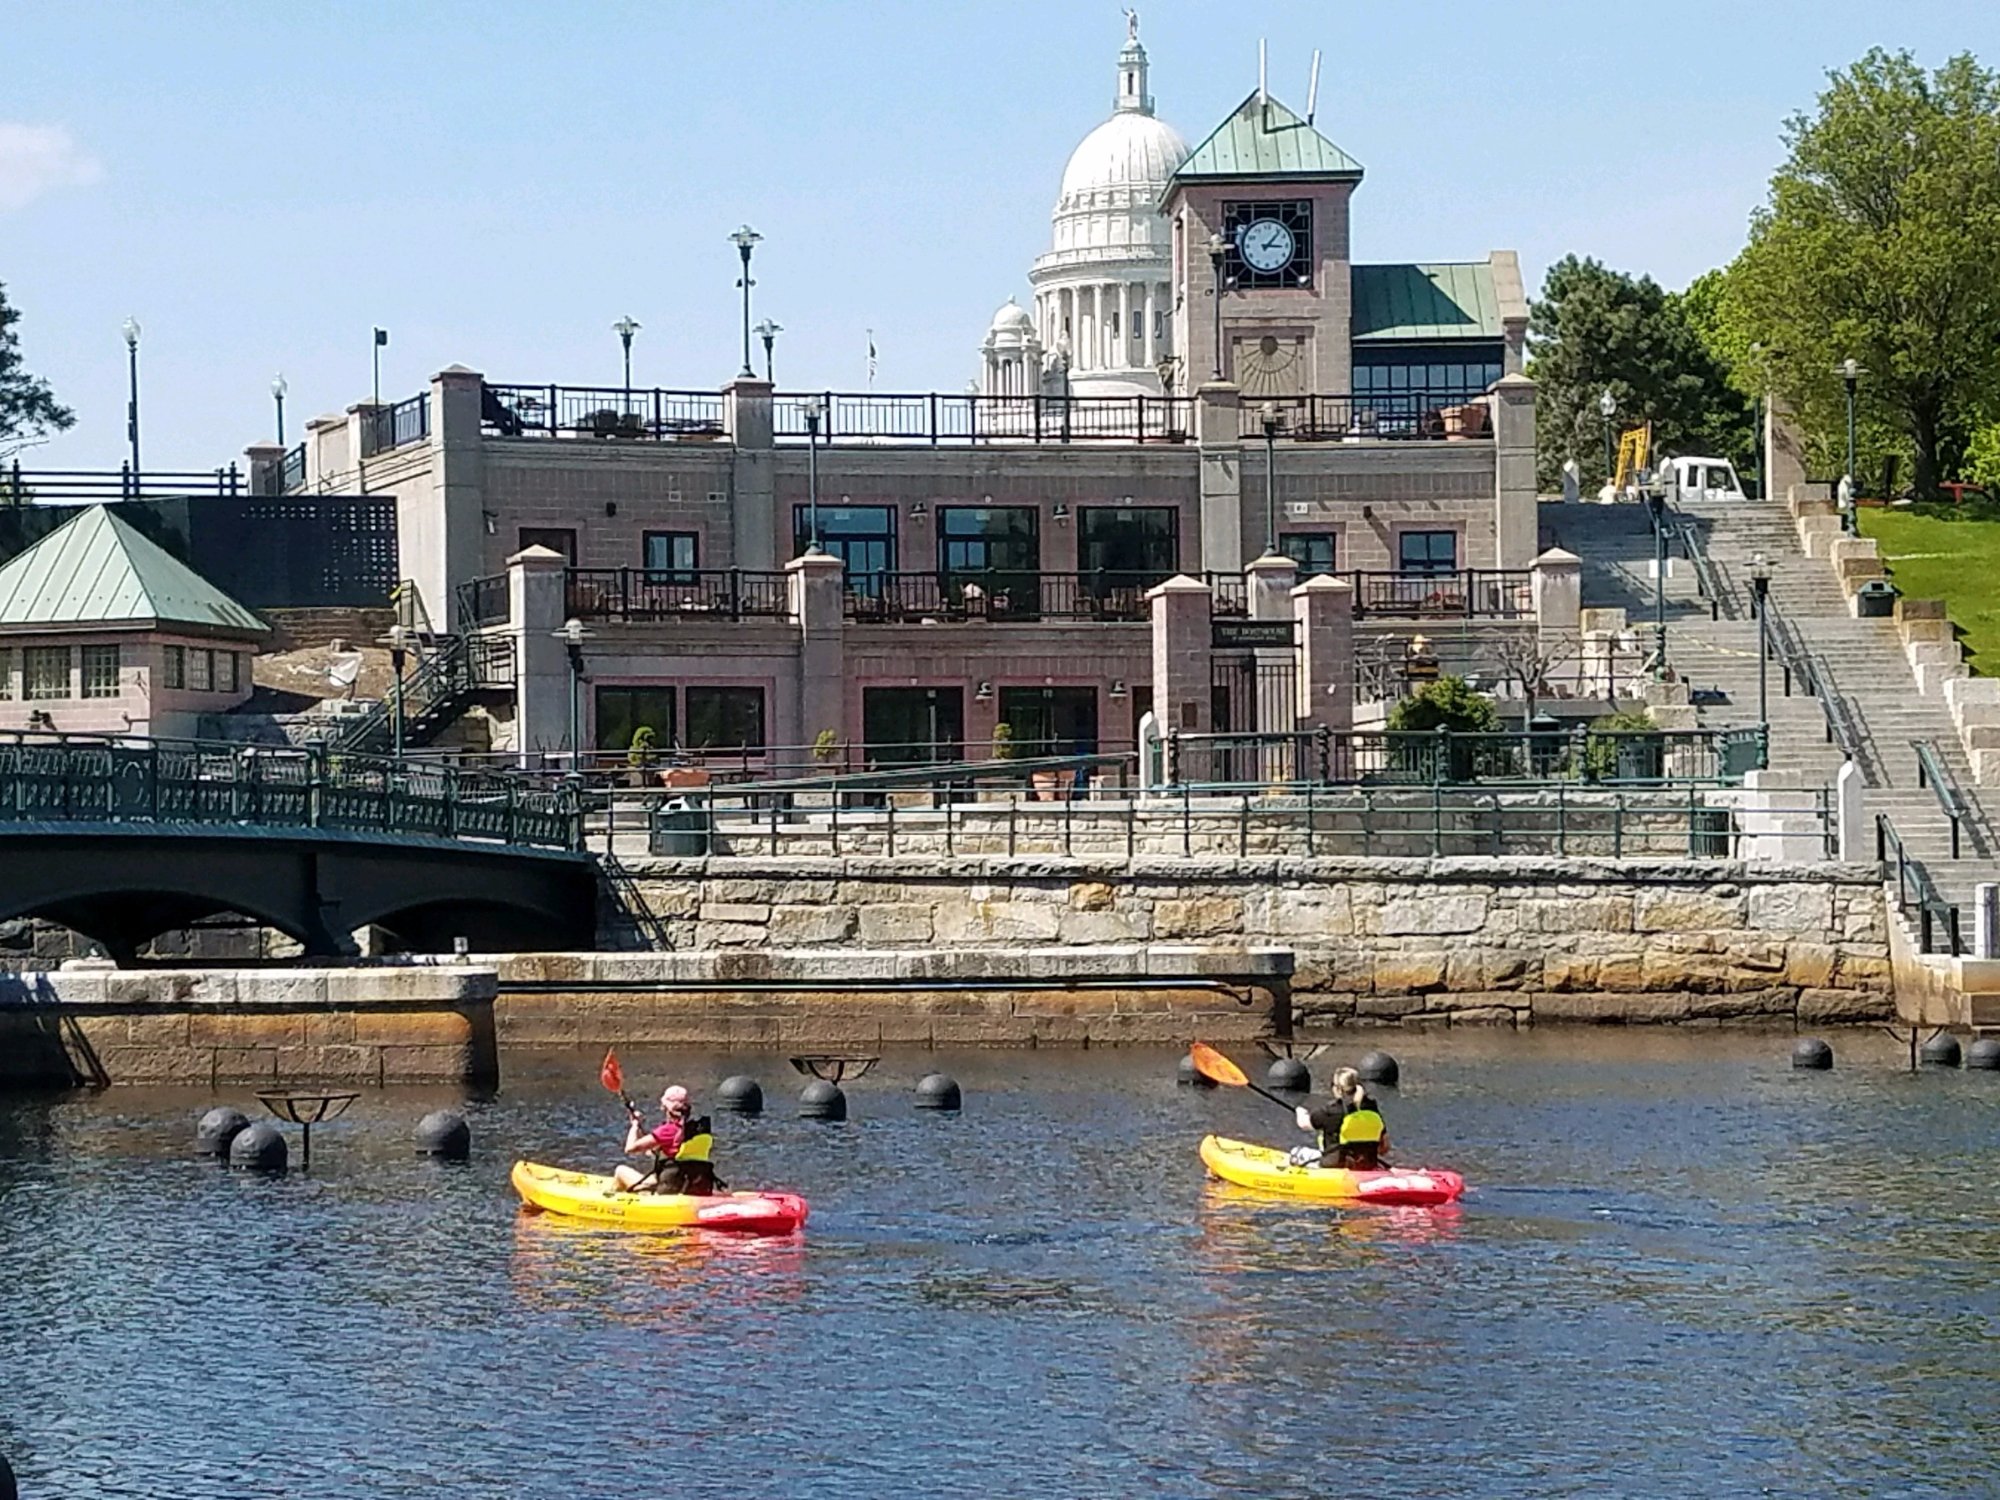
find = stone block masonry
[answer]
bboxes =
[598,855,1894,1037]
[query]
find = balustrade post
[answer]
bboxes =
[929,392,939,447]
[308,746,323,828]
[548,385,559,434]
[1034,395,1043,444]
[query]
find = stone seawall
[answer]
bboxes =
[0,963,500,1088]
[606,855,1893,1032]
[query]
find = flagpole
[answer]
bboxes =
[866,328,875,392]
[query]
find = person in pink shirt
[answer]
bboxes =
[613,1085,692,1191]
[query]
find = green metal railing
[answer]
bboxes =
[0,733,581,852]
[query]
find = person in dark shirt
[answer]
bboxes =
[1292,1066,1390,1170]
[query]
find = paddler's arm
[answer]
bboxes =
[621,1117,653,1155]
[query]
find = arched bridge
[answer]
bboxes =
[0,737,597,961]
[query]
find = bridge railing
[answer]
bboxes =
[0,733,581,852]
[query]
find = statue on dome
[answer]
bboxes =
[1124,8,1139,41]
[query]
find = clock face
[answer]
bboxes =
[1238,218,1295,274]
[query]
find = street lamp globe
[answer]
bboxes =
[612,316,641,342]
[271,374,287,401]
[122,317,140,350]
[1598,390,1617,419]
[1841,357,1860,384]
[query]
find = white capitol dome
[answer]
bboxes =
[1058,110,1191,203]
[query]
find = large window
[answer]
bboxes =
[1078,506,1178,586]
[0,649,13,700]
[685,687,765,751]
[643,531,698,583]
[1279,533,1337,578]
[187,648,213,692]
[24,646,69,701]
[595,686,676,753]
[218,651,240,693]
[1353,346,1504,401]
[940,507,1039,614]
[1398,531,1458,574]
[519,527,577,564]
[1000,686,1100,758]
[797,505,895,594]
[81,645,120,699]
[862,686,964,767]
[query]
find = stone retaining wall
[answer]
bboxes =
[0,963,499,1088]
[609,855,1893,1031]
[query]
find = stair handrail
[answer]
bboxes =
[1668,505,1736,621]
[599,846,675,950]
[1876,812,1963,954]
[1912,738,1973,859]
[1761,597,1877,784]
[329,635,470,752]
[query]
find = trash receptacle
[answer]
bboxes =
[1856,579,1898,618]
[649,799,712,857]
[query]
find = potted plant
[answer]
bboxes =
[626,725,657,787]
[812,728,840,767]
[1385,674,1499,781]
[991,722,1017,761]
[1583,707,1663,783]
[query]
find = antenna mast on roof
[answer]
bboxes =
[1305,49,1321,124]
[1258,38,1269,130]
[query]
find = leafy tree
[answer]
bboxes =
[1387,676,1498,733]
[0,280,73,449]
[1719,49,2000,499]
[1967,422,2000,493]
[1528,256,1750,491]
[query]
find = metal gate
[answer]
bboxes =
[1203,647,1303,785]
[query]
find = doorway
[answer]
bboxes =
[862,686,965,767]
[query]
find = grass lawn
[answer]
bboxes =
[1860,503,2000,675]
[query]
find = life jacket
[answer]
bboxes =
[1338,1108,1386,1146]
[673,1116,714,1163]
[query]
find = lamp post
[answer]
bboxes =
[1260,400,1281,555]
[372,326,388,407]
[612,316,640,407]
[553,617,590,772]
[386,624,409,759]
[122,318,141,484]
[1205,232,1227,379]
[803,395,825,553]
[271,374,287,447]
[753,318,781,383]
[1838,357,1862,533]
[1645,482,1668,677]
[1747,342,1763,500]
[1748,552,1771,730]
[1597,389,1617,488]
[728,225,762,378]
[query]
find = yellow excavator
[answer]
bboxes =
[1611,423,1653,497]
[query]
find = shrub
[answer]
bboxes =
[1583,707,1660,781]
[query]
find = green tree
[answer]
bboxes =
[1720,49,2000,498]
[1386,676,1498,733]
[1528,256,1750,491]
[0,281,73,449]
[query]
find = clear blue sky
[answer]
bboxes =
[2,0,1989,471]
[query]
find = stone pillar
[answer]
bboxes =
[789,549,846,749]
[432,366,488,630]
[243,442,284,496]
[1246,553,1297,621]
[1293,574,1354,733]
[1491,250,1529,376]
[1195,381,1243,574]
[1530,547,1582,637]
[1836,760,1866,862]
[1977,884,2000,960]
[727,377,777,573]
[1147,575,1213,735]
[1119,281,1132,369]
[1768,396,1807,505]
[1491,371,1538,569]
[304,413,346,493]
[1142,283,1156,369]
[509,545,570,765]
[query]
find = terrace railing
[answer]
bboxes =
[361,393,431,458]
[843,570,1163,623]
[774,391,1191,445]
[456,573,511,629]
[1349,569,1533,620]
[1241,391,1494,442]
[564,567,791,623]
[483,384,727,441]
[0,731,578,852]
[2,463,247,503]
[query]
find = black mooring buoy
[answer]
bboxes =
[195,1106,251,1157]
[717,1075,765,1114]
[800,1080,847,1121]
[1967,1037,2000,1071]
[1356,1050,1400,1087]
[1920,1034,1962,1069]
[914,1073,962,1110]
[229,1120,289,1171]
[1792,1037,1834,1071]
[414,1110,471,1159]
[1,1447,16,1500]
[1266,1057,1311,1093]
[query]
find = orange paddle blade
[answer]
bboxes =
[1189,1041,1249,1088]
[600,1048,624,1094]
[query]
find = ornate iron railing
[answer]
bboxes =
[0,732,578,851]
[1239,391,1494,442]
[1348,569,1533,619]
[564,567,792,622]
[483,384,727,440]
[841,569,1164,623]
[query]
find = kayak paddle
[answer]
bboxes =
[1190,1041,1298,1116]
[601,1047,640,1119]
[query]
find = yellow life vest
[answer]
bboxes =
[1338,1108,1385,1146]
[674,1117,714,1163]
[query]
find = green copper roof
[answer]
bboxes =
[1350,262,1503,342]
[1170,92,1363,183]
[0,505,267,634]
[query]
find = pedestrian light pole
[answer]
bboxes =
[1838,357,1862,533]
[612,316,640,407]
[1748,553,1771,731]
[1205,232,1228,380]
[729,225,762,379]
[272,374,288,447]
[803,395,826,553]
[122,318,142,483]
[1260,400,1281,555]
[1598,389,1617,488]
[386,624,409,759]
[753,318,782,384]
[1645,479,1668,679]
[372,327,389,408]
[554,617,590,772]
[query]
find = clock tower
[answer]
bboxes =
[1163,91,1364,397]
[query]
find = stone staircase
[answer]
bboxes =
[1548,497,2000,920]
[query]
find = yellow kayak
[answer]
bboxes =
[510,1160,809,1234]
[1199,1135,1465,1206]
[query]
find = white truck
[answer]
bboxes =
[1659,455,1749,503]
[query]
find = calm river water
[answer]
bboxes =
[2,1032,1998,1498]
